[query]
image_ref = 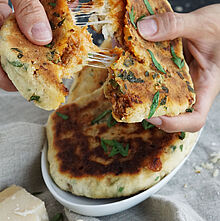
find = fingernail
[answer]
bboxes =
[146,117,162,126]
[31,22,52,42]
[137,18,158,38]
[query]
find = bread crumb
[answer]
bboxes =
[213,169,219,177]
[210,152,220,164]
[201,162,214,170]
[184,184,188,188]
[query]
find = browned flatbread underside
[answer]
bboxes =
[49,88,183,178]
[47,86,198,198]
[104,0,196,123]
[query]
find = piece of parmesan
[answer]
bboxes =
[0,185,48,221]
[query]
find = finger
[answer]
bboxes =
[137,5,220,42]
[183,39,193,65]
[0,1,12,27]
[0,65,17,91]
[11,0,52,45]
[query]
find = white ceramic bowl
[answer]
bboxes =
[41,131,201,217]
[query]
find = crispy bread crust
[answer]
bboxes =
[0,0,98,110]
[104,0,196,122]
[47,87,199,198]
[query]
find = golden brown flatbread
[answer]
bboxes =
[104,0,195,123]
[47,86,198,198]
[0,0,98,110]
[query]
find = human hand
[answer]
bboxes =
[137,4,220,133]
[0,0,52,91]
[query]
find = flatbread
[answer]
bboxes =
[0,0,98,110]
[47,86,199,199]
[104,0,196,123]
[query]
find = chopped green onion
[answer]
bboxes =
[91,110,112,125]
[170,44,185,69]
[143,0,154,15]
[142,120,154,130]
[148,91,160,119]
[56,112,69,120]
[129,6,137,29]
[147,49,166,74]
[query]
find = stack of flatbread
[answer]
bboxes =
[0,0,199,198]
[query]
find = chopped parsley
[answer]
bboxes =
[147,49,166,74]
[91,110,112,125]
[148,91,160,119]
[142,119,154,130]
[160,96,167,106]
[186,107,194,113]
[101,139,129,157]
[128,36,132,40]
[145,71,149,77]
[162,86,169,93]
[170,44,184,69]
[17,53,23,59]
[186,82,195,93]
[29,95,40,102]
[58,18,66,27]
[155,176,160,181]
[129,6,137,29]
[180,144,183,152]
[11,48,23,53]
[53,12,60,17]
[143,0,155,15]
[7,60,23,67]
[50,213,63,221]
[109,79,124,94]
[118,187,124,192]
[45,42,55,49]
[137,14,146,22]
[49,2,57,8]
[123,56,134,67]
[118,70,144,83]
[56,112,69,120]
[107,113,117,128]
[101,139,108,153]
[177,71,184,80]
[152,73,158,79]
[179,132,186,140]
[23,63,29,71]
[170,145,177,151]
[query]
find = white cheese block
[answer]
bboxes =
[0,185,49,221]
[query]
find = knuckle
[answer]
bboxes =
[16,0,44,18]
[191,120,205,132]
[159,12,184,39]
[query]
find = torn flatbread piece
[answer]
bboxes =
[0,0,98,110]
[104,0,195,123]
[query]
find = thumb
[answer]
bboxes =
[137,11,200,42]
[11,0,52,45]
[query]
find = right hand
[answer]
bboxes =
[137,4,220,133]
[0,0,52,91]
